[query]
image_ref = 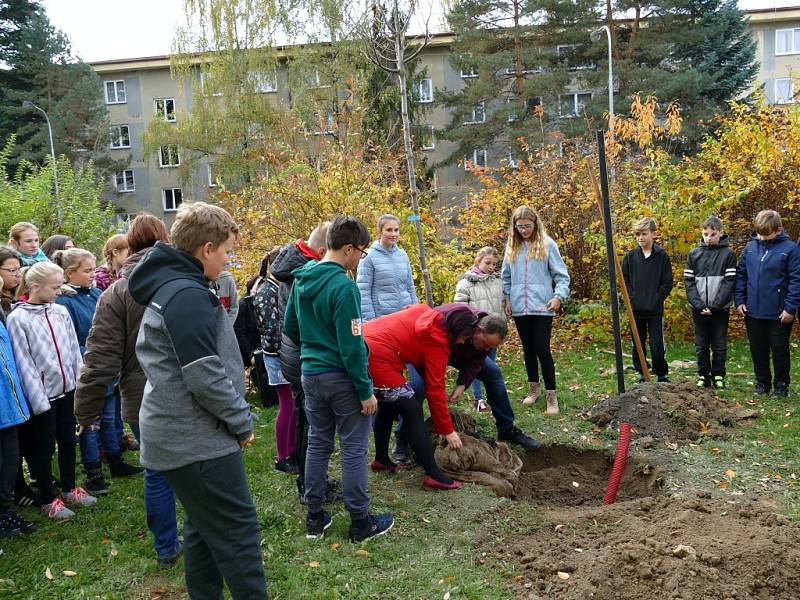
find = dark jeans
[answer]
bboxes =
[373,393,450,483]
[470,348,497,400]
[631,316,668,377]
[302,371,372,520]
[692,310,729,377]
[745,316,792,389]
[32,392,76,503]
[291,383,309,483]
[164,451,268,600]
[514,315,557,389]
[407,358,516,435]
[0,426,19,511]
[14,418,35,497]
[79,382,121,463]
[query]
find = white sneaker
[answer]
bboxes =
[42,498,75,520]
[63,487,97,507]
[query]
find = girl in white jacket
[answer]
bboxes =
[6,261,95,520]
[454,246,504,412]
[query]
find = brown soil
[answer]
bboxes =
[585,381,759,441]
[503,494,800,600]
[516,444,662,507]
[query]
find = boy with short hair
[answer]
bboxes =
[735,210,800,397]
[129,202,267,598]
[622,217,674,383]
[684,217,737,388]
[283,216,393,542]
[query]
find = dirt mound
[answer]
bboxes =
[503,494,800,600]
[517,444,662,507]
[585,381,759,440]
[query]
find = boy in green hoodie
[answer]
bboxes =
[284,216,393,542]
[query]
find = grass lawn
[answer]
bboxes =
[1,337,798,599]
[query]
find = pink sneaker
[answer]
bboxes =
[63,487,97,507]
[42,498,75,520]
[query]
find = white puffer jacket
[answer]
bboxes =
[454,270,504,317]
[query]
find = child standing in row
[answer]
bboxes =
[684,217,737,388]
[622,217,674,383]
[6,262,95,520]
[454,246,504,413]
[94,234,129,292]
[8,223,48,266]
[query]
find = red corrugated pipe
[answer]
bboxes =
[603,422,632,505]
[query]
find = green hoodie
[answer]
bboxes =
[283,260,373,401]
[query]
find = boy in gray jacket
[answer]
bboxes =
[130,202,267,599]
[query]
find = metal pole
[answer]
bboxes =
[23,101,61,225]
[596,130,625,393]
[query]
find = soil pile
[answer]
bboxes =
[585,381,758,440]
[504,494,800,600]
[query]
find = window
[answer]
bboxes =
[417,78,433,103]
[460,65,478,79]
[464,148,487,170]
[528,96,543,117]
[507,97,518,122]
[505,150,518,169]
[775,78,795,104]
[162,188,183,212]
[105,80,126,104]
[207,164,217,187]
[154,98,176,122]
[776,29,800,55]
[158,145,180,167]
[505,63,541,75]
[419,125,435,150]
[113,169,135,192]
[200,72,223,96]
[110,125,130,149]
[464,101,485,124]
[560,92,591,117]
[312,112,335,135]
[307,68,330,89]
[251,69,277,93]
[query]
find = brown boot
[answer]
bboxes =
[545,390,559,416]
[522,381,540,406]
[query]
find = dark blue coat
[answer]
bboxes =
[734,232,800,319]
[56,285,102,354]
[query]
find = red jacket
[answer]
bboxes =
[363,304,454,435]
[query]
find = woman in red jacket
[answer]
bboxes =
[364,304,464,491]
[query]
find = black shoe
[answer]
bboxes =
[498,426,541,451]
[157,541,183,569]
[754,382,770,396]
[348,512,394,542]
[14,486,42,508]
[275,456,300,475]
[772,383,789,398]
[5,510,36,534]
[696,376,711,388]
[84,463,110,496]
[391,438,409,464]
[306,510,333,539]
[0,510,22,538]
[107,454,145,477]
[657,376,670,383]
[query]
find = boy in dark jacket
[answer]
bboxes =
[284,216,393,543]
[684,217,737,389]
[129,202,267,598]
[735,210,800,398]
[622,217,674,382]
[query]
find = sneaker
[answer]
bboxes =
[0,511,22,538]
[5,511,36,534]
[475,399,490,413]
[306,510,333,539]
[498,426,542,451]
[107,454,145,477]
[696,376,711,388]
[422,475,463,491]
[713,376,725,390]
[84,463,110,496]
[754,382,770,396]
[275,456,300,475]
[157,541,184,569]
[42,498,75,520]
[370,460,408,473]
[14,486,42,508]
[657,376,670,383]
[348,512,394,543]
[772,383,789,398]
[391,438,409,464]
[63,487,97,507]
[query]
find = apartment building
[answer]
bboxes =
[91,6,800,221]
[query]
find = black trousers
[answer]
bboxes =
[14,417,35,498]
[631,316,668,377]
[164,450,268,600]
[373,395,450,483]
[745,316,792,389]
[291,383,309,484]
[692,310,729,377]
[31,392,76,503]
[0,426,19,512]
[513,315,557,389]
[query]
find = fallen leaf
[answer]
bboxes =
[557,571,570,580]
[100,538,110,545]
[572,481,580,488]
[309,561,320,568]
[444,593,451,600]
[724,469,736,478]
[421,517,431,524]
[401,511,409,518]
[45,567,53,580]
[699,421,710,433]
[710,447,721,455]
[442,575,455,584]
[355,549,370,557]
[63,571,77,577]
[718,481,729,489]
[110,549,118,557]
[330,543,340,551]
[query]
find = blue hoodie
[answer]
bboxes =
[734,232,800,320]
[0,320,29,429]
[56,285,102,354]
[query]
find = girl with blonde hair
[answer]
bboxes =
[501,206,570,416]
[8,223,48,266]
[94,234,129,291]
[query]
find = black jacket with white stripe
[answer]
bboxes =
[684,235,737,312]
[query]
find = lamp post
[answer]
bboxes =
[590,25,614,135]
[22,100,61,224]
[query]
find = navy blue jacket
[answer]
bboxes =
[56,285,102,354]
[734,232,800,319]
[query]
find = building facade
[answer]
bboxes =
[91,7,800,221]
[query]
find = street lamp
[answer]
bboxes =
[22,100,61,223]
[590,26,614,134]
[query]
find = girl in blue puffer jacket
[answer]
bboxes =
[501,206,570,417]
[356,214,418,321]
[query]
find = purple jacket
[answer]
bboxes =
[435,303,489,388]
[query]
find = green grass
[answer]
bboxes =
[1,337,798,598]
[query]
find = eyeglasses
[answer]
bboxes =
[354,246,369,258]
[515,223,534,231]
[0,267,20,275]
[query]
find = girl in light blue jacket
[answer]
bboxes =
[501,206,570,416]
[356,214,418,321]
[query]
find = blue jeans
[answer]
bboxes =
[407,356,516,434]
[471,348,497,400]
[131,423,180,559]
[79,382,121,462]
